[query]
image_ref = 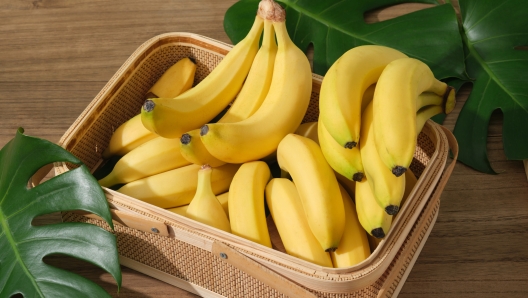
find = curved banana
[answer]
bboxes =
[355,179,392,239]
[140,16,264,138]
[397,169,418,215]
[361,102,405,215]
[330,185,371,268]
[98,137,190,188]
[179,19,277,166]
[319,46,408,148]
[318,120,364,182]
[373,57,455,176]
[216,192,230,219]
[228,161,272,247]
[335,171,356,199]
[416,104,444,135]
[116,163,240,208]
[102,57,196,158]
[277,134,345,252]
[186,165,231,232]
[199,7,312,163]
[147,57,197,98]
[266,178,333,267]
[166,205,188,216]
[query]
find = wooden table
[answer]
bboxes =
[1,1,527,297]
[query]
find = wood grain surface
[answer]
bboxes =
[1,1,527,297]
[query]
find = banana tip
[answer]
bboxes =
[385,205,400,215]
[181,133,191,145]
[444,85,456,114]
[352,172,364,182]
[200,125,209,136]
[392,166,406,177]
[344,141,357,149]
[143,99,155,112]
[188,56,197,64]
[371,228,385,239]
[325,247,338,253]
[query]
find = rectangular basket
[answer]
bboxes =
[56,32,458,298]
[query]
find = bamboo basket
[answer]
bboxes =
[56,32,458,298]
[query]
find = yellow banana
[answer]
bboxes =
[398,169,418,212]
[318,120,364,182]
[265,178,333,267]
[319,46,408,148]
[373,57,455,177]
[335,171,356,199]
[228,161,272,247]
[199,8,312,163]
[355,179,392,239]
[98,137,190,188]
[102,57,196,158]
[294,121,319,143]
[186,165,231,232]
[179,19,277,166]
[360,102,405,215]
[277,134,345,252]
[116,163,240,208]
[330,185,371,268]
[140,16,264,138]
[416,104,444,135]
[367,234,382,253]
[167,192,229,218]
[147,57,197,98]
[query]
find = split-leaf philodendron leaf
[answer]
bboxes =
[224,0,466,80]
[454,0,528,173]
[0,128,122,297]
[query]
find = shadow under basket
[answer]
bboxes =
[56,32,458,298]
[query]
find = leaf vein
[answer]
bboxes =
[6,185,76,221]
[465,0,510,34]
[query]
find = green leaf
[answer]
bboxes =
[0,128,122,297]
[453,0,528,173]
[224,0,467,80]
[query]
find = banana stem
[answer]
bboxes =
[257,0,285,22]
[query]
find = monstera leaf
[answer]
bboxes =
[224,0,466,80]
[453,0,528,173]
[0,129,121,297]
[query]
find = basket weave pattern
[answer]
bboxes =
[58,33,449,297]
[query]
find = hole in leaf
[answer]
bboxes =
[10,294,23,298]
[32,212,63,227]
[364,3,435,24]
[305,42,314,71]
[27,163,54,189]
[514,46,528,51]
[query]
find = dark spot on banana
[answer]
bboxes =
[352,172,364,182]
[180,133,192,145]
[371,228,385,239]
[344,141,357,149]
[385,205,400,215]
[143,99,155,112]
[325,247,338,252]
[392,166,406,177]
[188,57,197,64]
[200,125,209,136]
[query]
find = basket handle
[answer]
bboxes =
[212,241,317,298]
[376,125,458,298]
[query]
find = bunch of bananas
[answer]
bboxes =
[97,0,455,269]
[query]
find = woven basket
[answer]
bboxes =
[56,33,458,298]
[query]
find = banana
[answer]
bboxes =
[102,57,196,158]
[98,137,190,188]
[167,192,229,218]
[265,178,333,267]
[294,121,319,143]
[179,19,277,166]
[228,161,272,247]
[367,234,382,253]
[416,104,444,135]
[330,184,371,267]
[147,57,197,98]
[398,169,418,212]
[335,171,356,199]
[319,46,408,148]
[373,57,455,177]
[140,16,264,138]
[355,178,392,239]
[180,129,226,167]
[277,134,345,252]
[116,163,240,208]
[199,5,312,163]
[360,102,405,215]
[318,120,364,182]
[186,165,231,232]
